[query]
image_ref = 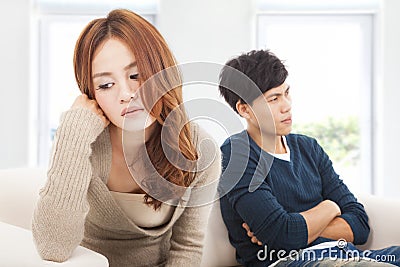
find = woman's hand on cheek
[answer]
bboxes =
[72,94,110,128]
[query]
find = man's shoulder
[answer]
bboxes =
[286,133,318,148]
[220,130,249,150]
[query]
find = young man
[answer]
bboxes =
[218,50,400,266]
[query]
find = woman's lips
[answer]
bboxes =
[121,106,144,116]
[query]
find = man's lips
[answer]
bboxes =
[281,117,292,123]
[121,106,144,116]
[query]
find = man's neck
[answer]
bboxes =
[246,127,286,154]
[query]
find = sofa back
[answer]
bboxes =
[2,168,400,266]
[0,168,46,230]
[201,199,240,266]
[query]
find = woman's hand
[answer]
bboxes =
[72,94,110,127]
[242,222,262,246]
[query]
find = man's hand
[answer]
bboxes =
[242,223,262,246]
[72,94,109,127]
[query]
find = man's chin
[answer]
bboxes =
[278,127,292,136]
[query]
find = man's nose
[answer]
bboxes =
[282,97,291,113]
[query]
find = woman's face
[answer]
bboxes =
[92,38,156,132]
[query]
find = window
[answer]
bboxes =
[32,0,156,166]
[257,13,374,193]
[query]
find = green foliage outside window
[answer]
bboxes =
[292,116,360,167]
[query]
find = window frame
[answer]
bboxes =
[255,11,376,193]
[31,2,157,166]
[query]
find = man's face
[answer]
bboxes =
[248,82,292,137]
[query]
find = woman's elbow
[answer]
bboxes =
[34,241,72,263]
[32,225,75,263]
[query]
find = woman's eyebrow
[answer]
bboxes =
[92,62,137,79]
[124,61,137,71]
[93,72,111,79]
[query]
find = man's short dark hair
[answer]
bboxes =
[218,50,288,113]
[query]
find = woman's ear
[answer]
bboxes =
[236,100,251,119]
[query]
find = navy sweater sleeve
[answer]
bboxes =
[219,135,308,265]
[311,138,370,245]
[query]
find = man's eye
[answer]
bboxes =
[130,74,139,80]
[269,97,278,102]
[97,82,114,90]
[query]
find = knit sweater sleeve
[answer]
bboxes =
[32,108,105,262]
[312,138,370,245]
[165,126,221,266]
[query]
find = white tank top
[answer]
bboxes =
[110,191,175,228]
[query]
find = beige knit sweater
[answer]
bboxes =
[32,108,221,267]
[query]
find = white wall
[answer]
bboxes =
[0,0,399,196]
[158,0,254,64]
[157,0,253,146]
[378,0,400,197]
[0,0,30,168]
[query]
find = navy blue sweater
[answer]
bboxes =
[219,131,370,266]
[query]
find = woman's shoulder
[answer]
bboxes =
[189,122,221,183]
[183,123,221,206]
[189,122,220,158]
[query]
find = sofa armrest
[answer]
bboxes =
[0,168,109,266]
[357,194,400,250]
[0,221,109,267]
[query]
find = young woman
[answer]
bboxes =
[32,9,221,267]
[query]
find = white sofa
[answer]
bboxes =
[1,168,399,267]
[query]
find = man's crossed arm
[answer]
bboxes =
[243,199,354,246]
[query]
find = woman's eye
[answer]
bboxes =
[130,73,139,80]
[97,82,114,90]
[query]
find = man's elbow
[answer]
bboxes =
[355,227,370,245]
[352,222,370,245]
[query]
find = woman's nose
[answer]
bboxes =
[119,77,140,102]
[120,88,138,104]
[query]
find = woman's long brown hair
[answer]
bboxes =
[73,9,198,209]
